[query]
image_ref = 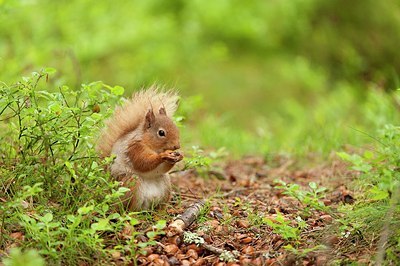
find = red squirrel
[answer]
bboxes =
[97,87,183,211]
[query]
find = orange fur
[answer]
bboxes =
[97,86,179,157]
[126,140,164,173]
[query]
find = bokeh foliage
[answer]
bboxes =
[1,1,400,264]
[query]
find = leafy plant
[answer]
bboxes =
[275,180,328,216]
[183,146,212,172]
[338,124,400,201]
[336,124,400,264]
[263,212,300,241]
[0,70,171,264]
[283,244,326,259]
[337,152,372,173]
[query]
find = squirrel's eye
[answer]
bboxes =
[158,129,166,137]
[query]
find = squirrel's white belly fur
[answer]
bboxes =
[137,175,170,209]
[111,133,171,210]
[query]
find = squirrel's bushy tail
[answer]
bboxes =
[97,86,179,157]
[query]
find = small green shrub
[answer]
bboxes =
[263,212,300,241]
[338,124,400,202]
[337,124,400,264]
[275,180,328,216]
[0,70,167,265]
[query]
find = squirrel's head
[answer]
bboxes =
[142,107,180,153]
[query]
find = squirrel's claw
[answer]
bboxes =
[161,150,183,164]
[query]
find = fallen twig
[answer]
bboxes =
[178,193,203,200]
[183,231,240,261]
[201,242,225,255]
[167,200,206,237]
[216,188,249,198]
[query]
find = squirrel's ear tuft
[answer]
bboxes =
[159,107,167,115]
[145,109,155,129]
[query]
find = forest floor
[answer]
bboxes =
[113,156,372,266]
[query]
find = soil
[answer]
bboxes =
[127,156,368,265]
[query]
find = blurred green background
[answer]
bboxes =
[1,0,399,156]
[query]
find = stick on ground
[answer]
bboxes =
[167,200,206,237]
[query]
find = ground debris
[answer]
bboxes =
[118,156,367,264]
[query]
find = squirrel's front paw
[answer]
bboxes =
[160,150,183,164]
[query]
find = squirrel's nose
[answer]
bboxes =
[173,144,180,150]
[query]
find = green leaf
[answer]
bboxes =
[336,152,351,161]
[40,213,53,223]
[130,218,139,226]
[3,248,45,266]
[78,205,94,215]
[154,220,166,230]
[137,242,150,248]
[48,222,61,228]
[67,215,76,223]
[369,187,389,200]
[111,86,124,96]
[363,150,374,159]
[117,187,131,194]
[102,204,109,213]
[23,183,43,196]
[108,213,120,220]
[146,231,157,239]
[353,164,372,173]
[20,214,35,224]
[91,218,111,231]
[48,102,62,114]
[44,67,57,75]
[309,182,317,190]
